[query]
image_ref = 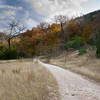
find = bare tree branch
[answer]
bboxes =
[6,20,25,49]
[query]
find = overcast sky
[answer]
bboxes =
[0,0,100,31]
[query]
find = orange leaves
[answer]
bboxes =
[45,24,61,46]
[82,24,93,43]
[19,23,61,56]
[49,24,61,33]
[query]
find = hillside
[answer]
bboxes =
[78,10,100,38]
[63,9,100,41]
[80,9,100,34]
[0,9,100,59]
[49,49,100,83]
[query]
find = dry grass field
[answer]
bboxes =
[0,60,59,100]
[49,50,100,83]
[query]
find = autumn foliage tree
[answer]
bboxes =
[19,29,43,56]
[54,15,67,41]
[68,21,81,35]
[65,20,81,40]
[42,24,61,57]
[82,24,93,43]
[19,23,61,57]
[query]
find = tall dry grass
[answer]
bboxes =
[0,60,59,100]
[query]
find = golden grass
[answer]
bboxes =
[0,60,59,100]
[49,50,100,83]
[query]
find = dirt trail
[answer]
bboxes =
[37,60,100,100]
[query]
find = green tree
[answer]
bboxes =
[66,36,85,49]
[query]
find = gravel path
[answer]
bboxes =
[37,60,100,100]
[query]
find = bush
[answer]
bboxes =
[66,36,85,49]
[94,31,100,58]
[96,46,100,58]
[0,46,18,60]
[79,48,87,55]
[88,39,96,46]
[18,52,26,58]
[5,46,18,59]
[87,31,100,58]
[0,46,7,59]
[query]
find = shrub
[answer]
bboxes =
[79,48,87,55]
[18,52,26,58]
[4,46,18,59]
[66,36,85,49]
[87,31,100,58]
[88,39,96,46]
[0,46,18,60]
[0,46,7,59]
[94,31,100,58]
[96,46,100,58]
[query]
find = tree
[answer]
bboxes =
[6,20,25,49]
[35,24,61,57]
[94,31,100,58]
[19,28,44,56]
[54,15,67,40]
[0,32,7,45]
[67,20,81,36]
[37,22,49,30]
[66,36,85,49]
[19,23,61,57]
[82,24,93,43]
[0,32,6,40]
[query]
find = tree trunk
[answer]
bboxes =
[8,38,11,49]
[60,22,66,50]
[61,22,65,39]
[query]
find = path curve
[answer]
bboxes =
[35,59,100,100]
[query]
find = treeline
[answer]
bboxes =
[0,14,100,59]
[19,23,61,57]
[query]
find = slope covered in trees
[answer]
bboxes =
[0,9,100,59]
